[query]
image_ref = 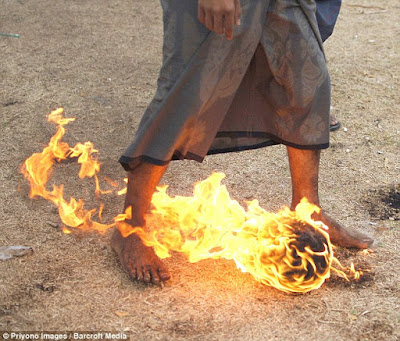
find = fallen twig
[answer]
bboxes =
[0,32,20,38]
[317,320,344,325]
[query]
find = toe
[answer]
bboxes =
[122,255,137,279]
[128,265,137,279]
[330,115,339,125]
[123,258,135,277]
[365,236,374,245]
[358,235,374,249]
[158,267,171,281]
[149,267,161,285]
[143,266,151,283]
[137,267,144,281]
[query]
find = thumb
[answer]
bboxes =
[235,0,242,26]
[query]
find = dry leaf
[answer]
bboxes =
[115,311,129,317]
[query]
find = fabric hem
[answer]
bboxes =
[215,131,329,150]
[119,133,329,171]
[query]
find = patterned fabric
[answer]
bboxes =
[120,0,331,171]
[315,0,342,41]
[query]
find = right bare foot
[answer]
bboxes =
[111,228,170,285]
[315,211,374,249]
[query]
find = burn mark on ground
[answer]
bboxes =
[34,283,56,293]
[326,248,374,289]
[362,184,400,221]
[33,274,58,294]
[362,320,395,339]
[167,316,216,338]
[327,268,375,289]
[0,305,14,317]
[2,100,20,107]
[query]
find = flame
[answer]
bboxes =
[117,178,128,196]
[21,108,115,234]
[62,226,72,234]
[117,175,334,293]
[21,109,363,293]
[69,141,100,179]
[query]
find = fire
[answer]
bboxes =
[22,109,362,293]
[117,176,334,293]
[21,108,114,233]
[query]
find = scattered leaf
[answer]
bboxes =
[115,311,129,317]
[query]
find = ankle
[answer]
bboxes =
[125,217,145,228]
[291,196,320,210]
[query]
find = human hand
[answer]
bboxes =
[198,0,242,40]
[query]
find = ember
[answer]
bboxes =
[21,109,362,293]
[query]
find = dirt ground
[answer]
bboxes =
[0,0,399,340]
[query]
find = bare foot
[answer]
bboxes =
[314,211,373,249]
[111,229,170,284]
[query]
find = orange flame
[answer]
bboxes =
[117,175,334,293]
[21,108,115,234]
[117,178,128,196]
[62,226,72,234]
[22,109,363,293]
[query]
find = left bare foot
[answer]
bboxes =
[111,228,170,284]
[314,211,373,249]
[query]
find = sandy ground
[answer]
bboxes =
[0,0,399,340]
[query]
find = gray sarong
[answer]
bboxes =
[120,0,330,171]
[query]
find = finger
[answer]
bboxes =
[235,0,242,26]
[198,5,205,24]
[224,12,234,40]
[213,13,224,35]
[205,11,214,31]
